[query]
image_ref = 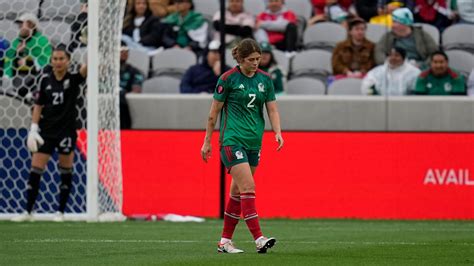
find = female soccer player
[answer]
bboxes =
[201,38,284,254]
[12,45,87,222]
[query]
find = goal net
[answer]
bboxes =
[0,0,126,221]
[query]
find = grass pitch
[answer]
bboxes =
[1,219,473,265]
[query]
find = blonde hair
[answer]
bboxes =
[231,38,261,63]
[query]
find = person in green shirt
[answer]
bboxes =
[413,51,466,95]
[201,38,283,254]
[258,42,286,95]
[163,0,208,53]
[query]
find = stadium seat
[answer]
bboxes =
[39,21,71,46]
[142,76,181,94]
[273,49,290,74]
[128,48,150,78]
[285,0,312,20]
[193,0,219,21]
[243,0,265,16]
[415,23,440,46]
[40,0,82,22]
[365,23,389,43]
[442,24,474,53]
[0,20,18,42]
[0,0,39,20]
[303,22,347,51]
[327,78,363,95]
[225,48,237,67]
[286,77,326,95]
[445,50,474,79]
[291,49,332,81]
[151,48,197,79]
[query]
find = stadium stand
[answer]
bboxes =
[0,0,38,20]
[327,78,363,95]
[243,0,265,16]
[291,49,332,81]
[194,0,220,21]
[303,22,346,51]
[286,77,326,95]
[39,20,72,45]
[445,50,474,79]
[285,0,312,21]
[40,0,82,22]
[0,19,18,42]
[143,76,181,94]
[415,23,440,46]
[151,48,197,78]
[365,23,388,43]
[128,48,151,78]
[442,24,474,53]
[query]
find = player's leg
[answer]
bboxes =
[57,152,74,216]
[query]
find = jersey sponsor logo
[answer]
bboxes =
[258,83,265,92]
[235,151,244,160]
[63,79,70,90]
[217,85,224,94]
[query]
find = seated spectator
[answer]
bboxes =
[259,42,286,94]
[355,0,379,21]
[361,47,421,95]
[414,0,452,31]
[309,0,353,25]
[0,37,9,77]
[68,0,88,53]
[332,18,375,78]
[451,0,474,24]
[163,0,208,54]
[148,0,177,18]
[467,69,474,96]
[374,8,438,68]
[378,0,415,14]
[369,1,403,26]
[119,42,145,129]
[122,0,174,54]
[255,0,298,54]
[413,51,466,95]
[4,13,52,97]
[180,40,230,93]
[212,0,255,47]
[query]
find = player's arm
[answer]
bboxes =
[266,101,284,151]
[27,104,44,152]
[201,99,224,162]
[79,63,87,78]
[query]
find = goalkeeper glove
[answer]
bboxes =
[27,123,44,153]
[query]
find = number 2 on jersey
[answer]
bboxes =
[247,94,256,108]
[52,92,64,105]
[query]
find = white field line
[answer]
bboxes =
[11,239,474,246]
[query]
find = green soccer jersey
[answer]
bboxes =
[214,66,276,150]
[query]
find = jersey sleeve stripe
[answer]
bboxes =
[220,67,239,81]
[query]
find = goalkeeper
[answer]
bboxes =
[12,45,87,222]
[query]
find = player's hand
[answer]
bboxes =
[27,123,44,153]
[275,133,284,151]
[201,142,211,162]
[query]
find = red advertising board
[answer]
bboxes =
[121,131,474,219]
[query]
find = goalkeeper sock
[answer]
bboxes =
[221,194,241,240]
[241,192,263,240]
[58,167,73,213]
[25,168,44,213]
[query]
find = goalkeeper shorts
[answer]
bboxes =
[37,132,77,155]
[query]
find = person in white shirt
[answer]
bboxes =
[212,0,255,47]
[361,47,421,95]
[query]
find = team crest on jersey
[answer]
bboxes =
[217,85,224,94]
[444,83,452,92]
[235,151,244,160]
[63,79,70,90]
[258,83,265,92]
[46,85,52,90]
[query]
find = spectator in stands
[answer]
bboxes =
[68,0,88,53]
[309,0,353,25]
[378,0,415,14]
[4,13,52,97]
[467,69,474,96]
[259,42,285,94]
[0,37,9,78]
[369,1,403,26]
[119,42,145,129]
[414,0,452,31]
[122,0,174,54]
[255,0,298,54]
[450,0,474,24]
[163,0,208,54]
[212,0,255,47]
[413,51,466,95]
[332,18,375,78]
[180,40,230,93]
[147,0,177,18]
[355,0,379,21]
[361,47,421,95]
[374,8,438,68]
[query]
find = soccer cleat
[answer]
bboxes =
[256,236,276,254]
[217,241,244,254]
[52,212,64,222]
[11,212,32,222]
